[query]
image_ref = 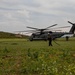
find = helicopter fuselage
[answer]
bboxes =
[29,31,74,41]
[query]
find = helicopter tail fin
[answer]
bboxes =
[68,21,75,33]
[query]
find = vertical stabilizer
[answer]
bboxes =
[68,21,75,33]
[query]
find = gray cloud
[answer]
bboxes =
[0,0,75,32]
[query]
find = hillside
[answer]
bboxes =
[0,31,28,38]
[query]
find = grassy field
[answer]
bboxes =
[0,38,75,75]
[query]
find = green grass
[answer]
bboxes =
[0,38,75,75]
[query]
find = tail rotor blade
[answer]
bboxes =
[68,21,74,25]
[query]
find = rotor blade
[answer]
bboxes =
[45,24,57,29]
[15,30,40,34]
[51,30,62,31]
[44,29,62,32]
[56,26,70,28]
[27,26,39,30]
[68,21,73,25]
[15,30,36,32]
[51,26,70,29]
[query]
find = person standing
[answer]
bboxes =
[48,33,53,46]
[66,36,69,41]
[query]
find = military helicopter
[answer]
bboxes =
[26,24,58,41]
[17,21,75,41]
[25,21,75,41]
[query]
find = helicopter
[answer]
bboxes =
[26,21,75,41]
[16,21,75,41]
[27,24,58,41]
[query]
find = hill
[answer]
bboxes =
[0,31,28,38]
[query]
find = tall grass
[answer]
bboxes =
[0,38,75,75]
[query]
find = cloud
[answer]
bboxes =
[0,0,75,32]
[30,0,75,16]
[17,9,30,18]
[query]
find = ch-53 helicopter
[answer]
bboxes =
[17,21,75,41]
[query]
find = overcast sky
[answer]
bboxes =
[0,0,75,33]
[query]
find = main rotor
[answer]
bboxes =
[15,23,70,35]
[26,24,57,33]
